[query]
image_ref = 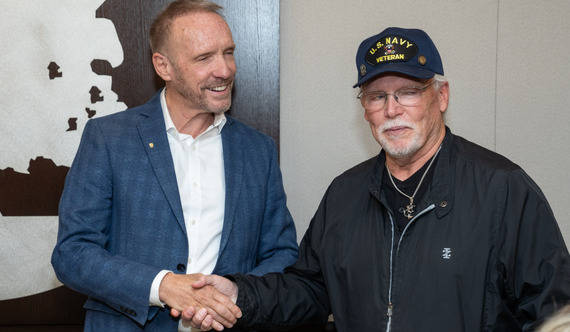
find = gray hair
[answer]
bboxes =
[433,74,448,89]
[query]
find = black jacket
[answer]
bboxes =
[232,128,570,332]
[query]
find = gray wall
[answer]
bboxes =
[279,0,570,243]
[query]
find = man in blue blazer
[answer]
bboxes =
[51,1,298,331]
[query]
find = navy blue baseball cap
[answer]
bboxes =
[353,27,444,88]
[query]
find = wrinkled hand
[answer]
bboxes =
[160,273,241,331]
[172,275,240,331]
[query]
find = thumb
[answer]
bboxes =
[170,308,182,318]
[191,275,209,289]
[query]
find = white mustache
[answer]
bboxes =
[380,119,416,132]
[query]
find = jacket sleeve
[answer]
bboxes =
[51,120,160,326]
[497,168,570,330]
[246,138,298,276]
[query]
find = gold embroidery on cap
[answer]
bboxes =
[418,55,427,66]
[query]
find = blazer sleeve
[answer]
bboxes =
[248,139,298,276]
[51,119,160,326]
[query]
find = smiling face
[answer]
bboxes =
[362,73,449,162]
[156,11,236,116]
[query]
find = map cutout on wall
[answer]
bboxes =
[0,0,127,300]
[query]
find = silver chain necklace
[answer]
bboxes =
[386,145,442,220]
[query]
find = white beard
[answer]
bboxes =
[375,119,423,158]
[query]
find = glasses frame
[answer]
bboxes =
[357,80,436,110]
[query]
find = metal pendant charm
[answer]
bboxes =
[403,199,415,219]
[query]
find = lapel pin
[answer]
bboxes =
[149,143,154,148]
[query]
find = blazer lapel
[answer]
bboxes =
[137,92,186,234]
[219,117,243,253]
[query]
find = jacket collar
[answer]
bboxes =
[430,126,453,219]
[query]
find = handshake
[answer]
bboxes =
[160,273,242,331]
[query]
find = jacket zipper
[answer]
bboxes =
[385,204,435,332]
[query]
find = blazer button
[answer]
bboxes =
[440,201,448,208]
[177,264,186,272]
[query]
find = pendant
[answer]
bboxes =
[403,198,415,219]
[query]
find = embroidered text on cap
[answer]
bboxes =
[364,35,419,69]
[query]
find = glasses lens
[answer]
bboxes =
[395,87,422,106]
[359,82,431,109]
[362,93,386,109]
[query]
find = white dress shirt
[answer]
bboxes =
[149,89,226,330]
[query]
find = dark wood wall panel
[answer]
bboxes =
[0,287,86,330]
[218,0,281,148]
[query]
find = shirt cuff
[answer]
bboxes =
[149,270,172,307]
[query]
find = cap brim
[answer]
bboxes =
[353,64,436,88]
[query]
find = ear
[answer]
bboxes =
[437,81,450,113]
[152,52,173,82]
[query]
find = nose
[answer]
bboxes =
[212,55,236,79]
[384,94,403,118]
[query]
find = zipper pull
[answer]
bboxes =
[387,302,393,317]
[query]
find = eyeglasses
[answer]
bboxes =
[357,80,436,110]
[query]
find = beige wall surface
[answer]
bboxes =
[279,0,570,243]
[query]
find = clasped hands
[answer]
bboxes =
[160,272,240,331]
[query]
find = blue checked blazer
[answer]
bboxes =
[51,90,298,331]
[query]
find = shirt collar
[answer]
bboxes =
[160,88,227,137]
